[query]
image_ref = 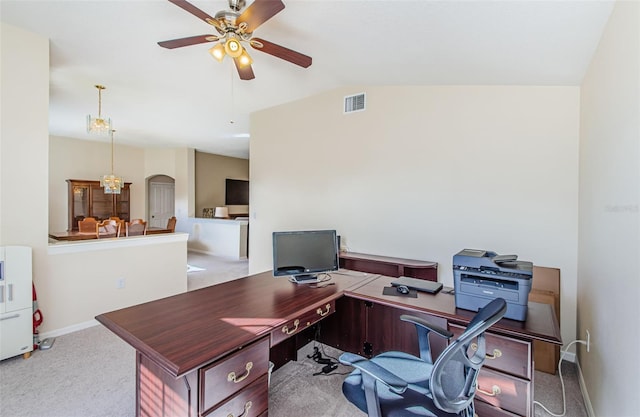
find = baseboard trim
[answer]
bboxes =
[576,358,596,417]
[38,319,100,340]
[563,351,576,363]
[188,248,247,260]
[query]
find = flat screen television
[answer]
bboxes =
[272,230,339,283]
[225,179,249,205]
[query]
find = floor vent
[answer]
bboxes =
[344,93,366,113]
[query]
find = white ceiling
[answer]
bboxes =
[1,0,614,159]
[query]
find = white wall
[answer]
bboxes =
[1,23,194,335]
[183,218,248,258]
[1,23,49,248]
[578,1,640,415]
[250,85,580,347]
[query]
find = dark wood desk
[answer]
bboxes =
[96,269,561,417]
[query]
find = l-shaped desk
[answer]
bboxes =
[96,267,561,417]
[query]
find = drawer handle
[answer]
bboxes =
[470,343,502,359]
[227,362,253,384]
[227,400,252,417]
[0,313,20,321]
[477,384,501,397]
[316,304,331,317]
[282,319,300,335]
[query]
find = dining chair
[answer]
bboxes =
[166,216,177,232]
[110,216,126,232]
[126,219,147,236]
[97,219,120,238]
[77,217,99,235]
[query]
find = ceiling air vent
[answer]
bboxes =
[344,93,366,114]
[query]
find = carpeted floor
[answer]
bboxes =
[186,250,249,290]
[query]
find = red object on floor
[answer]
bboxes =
[32,283,43,349]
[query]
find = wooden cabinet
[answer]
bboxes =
[67,179,131,231]
[339,252,438,281]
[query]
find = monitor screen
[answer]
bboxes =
[272,230,339,282]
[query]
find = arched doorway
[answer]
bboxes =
[147,175,175,228]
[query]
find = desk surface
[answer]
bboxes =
[348,275,562,345]
[95,270,373,377]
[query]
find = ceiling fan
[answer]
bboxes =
[158,0,312,80]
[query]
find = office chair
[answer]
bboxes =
[339,297,507,417]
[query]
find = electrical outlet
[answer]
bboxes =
[116,277,126,289]
[586,329,590,352]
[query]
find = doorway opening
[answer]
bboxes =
[147,175,175,229]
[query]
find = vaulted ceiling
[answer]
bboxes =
[1,0,614,159]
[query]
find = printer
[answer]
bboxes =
[453,249,532,321]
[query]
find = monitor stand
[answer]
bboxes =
[289,274,319,284]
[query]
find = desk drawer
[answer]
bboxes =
[203,374,269,417]
[449,324,531,379]
[473,398,521,417]
[200,336,270,414]
[475,367,530,417]
[271,300,335,346]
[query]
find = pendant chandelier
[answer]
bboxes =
[87,85,112,135]
[101,129,124,194]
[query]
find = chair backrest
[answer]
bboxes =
[429,298,507,414]
[110,216,126,231]
[78,217,98,234]
[97,219,120,238]
[166,216,177,232]
[126,219,147,236]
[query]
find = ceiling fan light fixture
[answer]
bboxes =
[209,43,226,62]
[225,37,243,58]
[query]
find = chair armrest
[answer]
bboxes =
[400,315,453,339]
[400,315,453,363]
[339,352,408,394]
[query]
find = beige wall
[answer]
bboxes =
[195,151,249,217]
[578,1,640,414]
[44,236,187,335]
[250,85,580,348]
[49,136,147,232]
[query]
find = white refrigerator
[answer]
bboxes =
[0,246,33,361]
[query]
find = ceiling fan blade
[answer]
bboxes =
[237,0,285,33]
[168,0,216,24]
[234,58,256,80]
[158,35,218,49]
[251,38,312,68]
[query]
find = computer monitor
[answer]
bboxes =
[272,230,339,283]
